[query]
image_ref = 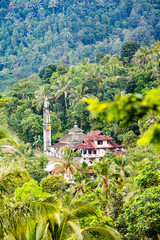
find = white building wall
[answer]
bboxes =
[81,148,106,159]
[94,140,109,147]
[103,140,108,146]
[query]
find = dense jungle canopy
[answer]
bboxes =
[0,0,160,90]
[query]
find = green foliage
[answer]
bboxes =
[28,156,48,182]
[40,175,65,194]
[1,144,48,183]
[0,41,160,240]
[48,196,121,240]
[14,179,49,202]
[120,40,139,62]
[71,151,82,157]
[95,52,105,63]
[56,62,68,75]
[21,111,43,143]
[0,167,29,210]
[0,196,61,239]
[39,64,57,83]
[136,160,160,189]
[50,111,62,134]
[0,0,159,90]
[122,130,137,148]
[118,186,160,239]
[10,106,43,143]
[0,125,19,147]
[34,84,51,113]
[85,86,160,150]
[109,192,124,222]
[0,41,159,147]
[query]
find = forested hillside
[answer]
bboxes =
[0,42,160,240]
[0,0,160,90]
[1,41,160,147]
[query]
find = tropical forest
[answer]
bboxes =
[0,0,160,239]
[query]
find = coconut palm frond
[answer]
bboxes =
[0,125,19,147]
[82,225,121,240]
[71,203,98,219]
[0,200,61,239]
[0,168,29,196]
[67,220,83,240]
[3,233,16,240]
[34,85,50,112]
[46,200,103,240]
[24,220,51,240]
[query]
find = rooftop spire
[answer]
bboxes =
[74,121,78,128]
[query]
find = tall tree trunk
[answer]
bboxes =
[64,92,67,111]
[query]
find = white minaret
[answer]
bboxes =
[43,97,51,152]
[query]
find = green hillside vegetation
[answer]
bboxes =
[0,41,160,146]
[0,0,160,90]
[0,42,160,239]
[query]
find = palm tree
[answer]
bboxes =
[0,196,61,239]
[9,142,34,168]
[111,155,133,178]
[93,65,106,85]
[0,126,61,239]
[69,85,89,106]
[23,219,52,240]
[48,0,59,14]
[51,77,72,111]
[34,84,51,113]
[72,172,92,197]
[105,56,123,77]
[0,125,19,148]
[20,197,121,240]
[0,168,61,240]
[46,199,121,240]
[54,147,80,179]
[81,226,121,240]
[93,158,111,200]
[94,158,122,201]
[138,111,159,135]
[0,167,29,211]
[122,175,138,203]
[139,46,150,65]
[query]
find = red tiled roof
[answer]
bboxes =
[51,165,61,172]
[73,139,121,150]
[83,131,113,141]
[108,140,122,148]
[51,165,75,174]
[72,130,121,150]
[114,151,126,156]
[73,139,97,149]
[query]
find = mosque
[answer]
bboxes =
[43,97,124,163]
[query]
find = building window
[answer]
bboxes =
[84,150,87,154]
[88,149,92,154]
[97,140,103,145]
[93,149,96,154]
